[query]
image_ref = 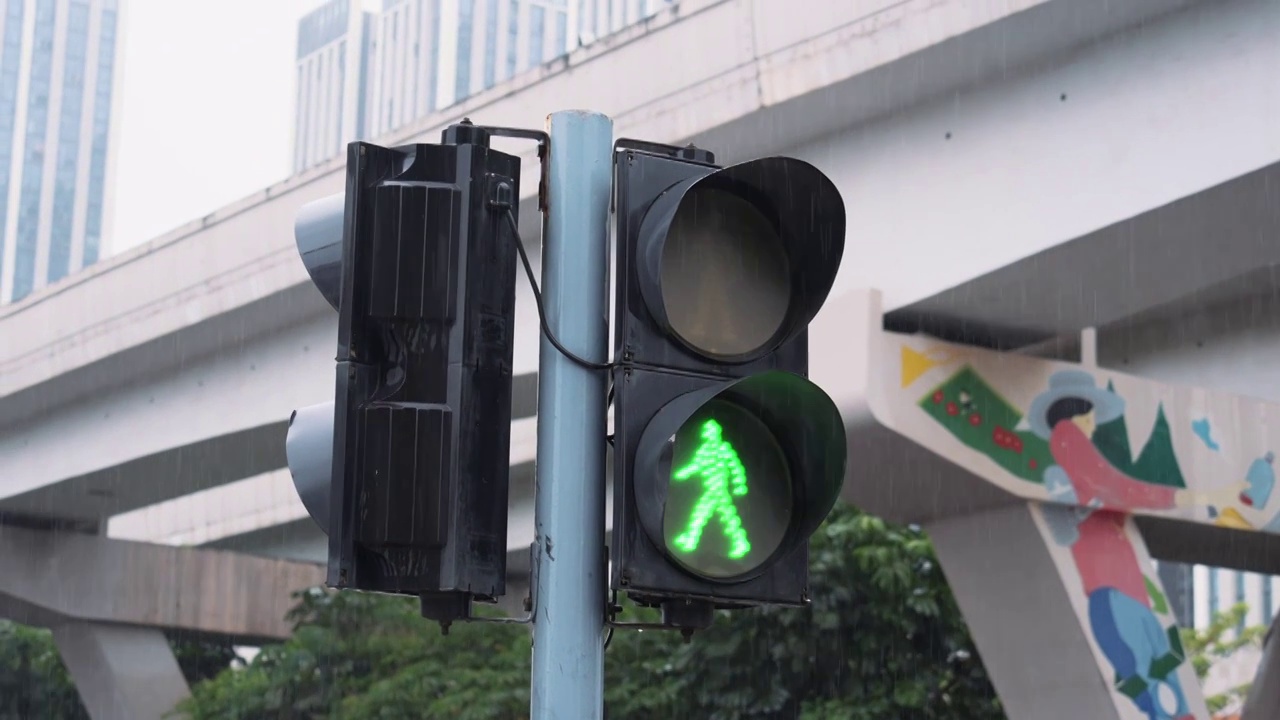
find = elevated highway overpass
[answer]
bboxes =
[6,0,1278,550]
[2,0,1279,717]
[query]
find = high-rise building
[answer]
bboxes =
[577,0,671,45]
[292,0,371,174]
[1158,560,1196,630]
[444,0,572,107]
[361,0,445,140]
[0,0,124,305]
[366,0,583,138]
[1196,565,1279,629]
[293,0,674,173]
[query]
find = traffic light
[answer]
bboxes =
[610,144,847,616]
[286,123,523,626]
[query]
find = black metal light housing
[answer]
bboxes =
[611,146,849,614]
[632,156,845,366]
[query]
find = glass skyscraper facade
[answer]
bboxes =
[293,0,675,173]
[293,0,371,174]
[1196,564,1280,630]
[0,0,122,305]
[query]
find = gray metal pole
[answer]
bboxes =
[530,110,613,719]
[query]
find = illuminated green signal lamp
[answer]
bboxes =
[610,143,848,617]
[633,375,846,586]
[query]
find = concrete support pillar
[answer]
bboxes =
[0,525,324,720]
[51,621,191,720]
[928,502,1209,720]
[1242,614,1280,719]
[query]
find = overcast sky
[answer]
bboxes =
[110,0,326,254]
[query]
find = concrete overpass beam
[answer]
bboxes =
[0,526,324,718]
[50,621,191,720]
[927,502,1209,720]
[0,524,324,639]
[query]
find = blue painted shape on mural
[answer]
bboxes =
[1242,452,1277,511]
[1088,588,1191,720]
[1191,418,1220,452]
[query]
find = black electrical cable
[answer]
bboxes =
[605,380,616,446]
[503,208,613,372]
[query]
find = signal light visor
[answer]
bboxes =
[636,156,845,365]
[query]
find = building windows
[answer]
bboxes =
[554,8,567,55]
[298,0,351,59]
[1265,578,1275,622]
[528,5,545,69]
[389,12,400,129]
[428,0,440,112]
[1233,571,1244,627]
[483,0,499,88]
[455,0,474,100]
[84,6,118,266]
[293,0,670,175]
[294,66,305,169]
[0,0,26,284]
[505,0,519,78]
[337,40,348,150]
[47,1,91,284]
[1209,569,1219,618]
[13,0,59,301]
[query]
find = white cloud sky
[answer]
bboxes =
[110,0,325,254]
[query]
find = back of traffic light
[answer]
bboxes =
[286,122,526,628]
[610,141,848,624]
[284,121,850,633]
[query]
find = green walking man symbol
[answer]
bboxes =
[671,419,752,560]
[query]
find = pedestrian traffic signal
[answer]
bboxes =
[610,144,847,614]
[285,123,523,626]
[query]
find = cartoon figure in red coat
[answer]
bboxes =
[1029,370,1243,720]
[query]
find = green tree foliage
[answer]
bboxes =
[603,506,1002,720]
[175,504,1004,720]
[0,621,89,720]
[0,621,239,719]
[1180,603,1268,714]
[5,514,1271,720]
[166,631,243,687]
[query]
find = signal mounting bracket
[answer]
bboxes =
[605,587,715,644]
[613,138,716,165]
[444,118,551,211]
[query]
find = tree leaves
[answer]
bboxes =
[1179,603,1267,714]
[0,622,89,720]
[3,509,1267,719]
[44,503,1280,719]
[166,504,1010,719]
[2,505,1000,719]
[595,503,1003,720]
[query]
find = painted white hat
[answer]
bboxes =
[1027,369,1125,440]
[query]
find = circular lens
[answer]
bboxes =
[660,187,792,358]
[661,399,793,579]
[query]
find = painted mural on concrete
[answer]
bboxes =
[912,357,1212,718]
[890,341,1277,532]
[878,337,1280,720]
[1030,503,1205,720]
